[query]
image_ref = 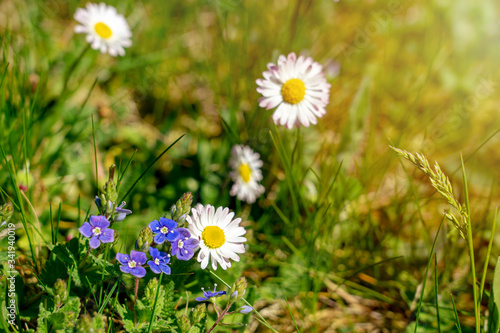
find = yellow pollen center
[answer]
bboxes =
[160,226,168,234]
[281,78,306,104]
[92,227,102,236]
[128,260,137,268]
[94,22,112,39]
[154,258,160,265]
[238,163,252,183]
[202,226,225,249]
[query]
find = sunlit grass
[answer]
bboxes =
[2,0,500,332]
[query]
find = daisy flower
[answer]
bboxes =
[74,3,132,56]
[78,215,114,249]
[229,145,265,204]
[256,52,331,128]
[187,204,246,270]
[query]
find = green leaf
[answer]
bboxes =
[35,297,80,333]
[487,257,500,333]
[40,254,68,288]
[161,280,175,319]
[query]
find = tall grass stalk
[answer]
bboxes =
[460,154,480,332]
[480,207,497,303]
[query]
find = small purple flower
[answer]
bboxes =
[171,228,199,261]
[79,215,115,249]
[147,247,171,275]
[114,201,132,221]
[95,197,132,221]
[239,305,253,314]
[148,217,180,244]
[116,251,147,278]
[196,284,227,302]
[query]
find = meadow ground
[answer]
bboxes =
[1,0,500,332]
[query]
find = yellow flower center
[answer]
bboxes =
[202,226,225,249]
[92,227,102,236]
[281,78,306,104]
[128,260,137,268]
[154,258,160,265]
[160,226,169,234]
[94,22,112,39]
[238,163,252,183]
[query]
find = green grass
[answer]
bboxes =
[2,0,500,332]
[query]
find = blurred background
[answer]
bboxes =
[2,0,500,331]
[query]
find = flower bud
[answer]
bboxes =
[75,313,105,333]
[103,165,118,204]
[234,277,247,301]
[177,314,191,333]
[239,305,253,314]
[144,277,159,304]
[75,314,93,333]
[192,303,206,323]
[136,226,154,252]
[171,192,193,224]
[54,279,68,306]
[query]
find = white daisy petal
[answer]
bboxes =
[73,3,132,57]
[228,145,265,204]
[188,204,247,270]
[257,52,331,128]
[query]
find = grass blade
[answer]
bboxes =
[118,149,137,183]
[98,278,121,314]
[92,114,99,191]
[460,153,480,332]
[414,215,446,332]
[269,126,300,223]
[480,206,497,303]
[450,293,462,333]
[119,134,185,203]
[282,289,300,333]
[434,254,441,332]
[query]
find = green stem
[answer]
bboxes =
[467,218,479,332]
[461,154,479,332]
[479,206,497,303]
[78,247,92,270]
[61,44,91,96]
[206,303,232,333]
